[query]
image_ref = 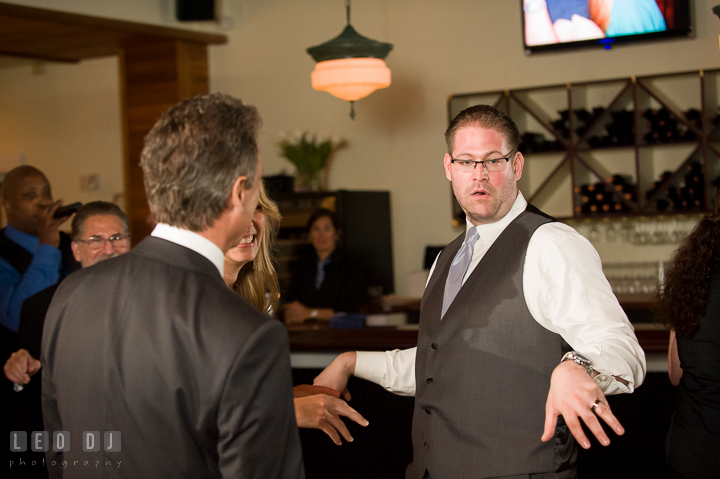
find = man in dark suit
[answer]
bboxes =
[5,201,129,479]
[40,94,304,478]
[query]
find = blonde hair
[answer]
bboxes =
[232,181,281,314]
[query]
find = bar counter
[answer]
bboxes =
[287,293,669,355]
[288,323,669,353]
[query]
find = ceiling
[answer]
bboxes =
[0,2,226,63]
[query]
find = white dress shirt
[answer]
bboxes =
[355,192,646,397]
[151,223,225,277]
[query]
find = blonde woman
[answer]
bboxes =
[224,182,368,445]
[223,180,282,314]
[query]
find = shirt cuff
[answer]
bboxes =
[585,348,646,395]
[355,349,416,397]
[593,373,631,395]
[355,351,389,385]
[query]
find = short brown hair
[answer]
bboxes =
[140,93,261,231]
[445,105,520,153]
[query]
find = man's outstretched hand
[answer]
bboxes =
[541,360,625,449]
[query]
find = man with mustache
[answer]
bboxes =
[316,105,645,479]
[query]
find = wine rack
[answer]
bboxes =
[447,68,720,221]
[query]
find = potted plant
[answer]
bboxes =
[278,131,344,191]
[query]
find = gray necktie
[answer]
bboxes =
[441,227,479,318]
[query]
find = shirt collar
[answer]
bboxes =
[4,224,39,254]
[151,223,225,277]
[465,191,528,240]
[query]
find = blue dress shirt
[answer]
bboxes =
[0,224,63,331]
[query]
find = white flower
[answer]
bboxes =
[290,130,303,144]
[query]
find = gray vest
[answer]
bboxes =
[408,205,576,479]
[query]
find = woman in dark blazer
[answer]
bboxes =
[283,208,366,324]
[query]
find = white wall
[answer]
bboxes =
[1,0,719,294]
[0,56,123,211]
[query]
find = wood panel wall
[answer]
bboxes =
[119,40,210,244]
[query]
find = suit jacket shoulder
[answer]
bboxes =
[41,236,304,479]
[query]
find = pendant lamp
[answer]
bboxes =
[307,0,393,119]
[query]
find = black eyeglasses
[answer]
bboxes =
[450,150,516,173]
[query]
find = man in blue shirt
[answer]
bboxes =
[0,165,79,334]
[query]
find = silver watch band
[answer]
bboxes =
[561,351,594,376]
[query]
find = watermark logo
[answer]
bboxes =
[9,431,122,471]
[10,431,120,452]
[104,431,121,452]
[9,431,26,452]
[33,432,49,452]
[53,432,70,452]
[82,432,99,452]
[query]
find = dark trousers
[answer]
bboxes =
[668,466,690,479]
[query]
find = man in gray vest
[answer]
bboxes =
[315,105,646,479]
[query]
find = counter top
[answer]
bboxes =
[287,322,669,354]
[287,293,667,354]
[288,324,420,352]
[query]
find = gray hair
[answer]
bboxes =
[140,93,262,231]
[71,201,129,241]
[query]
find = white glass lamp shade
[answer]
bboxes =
[311,57,391,102]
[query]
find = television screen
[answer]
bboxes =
[522,0,692,53]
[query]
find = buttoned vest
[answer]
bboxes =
[407,205,576,479]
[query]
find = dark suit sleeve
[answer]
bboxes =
[41,343,63,479]
[18,285,56,358]
[39,283,69,479]
[216,320,304,479]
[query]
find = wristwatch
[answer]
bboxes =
[561,351,594,376]
[309,309,319,319]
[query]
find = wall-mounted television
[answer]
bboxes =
[522,0,693,54]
